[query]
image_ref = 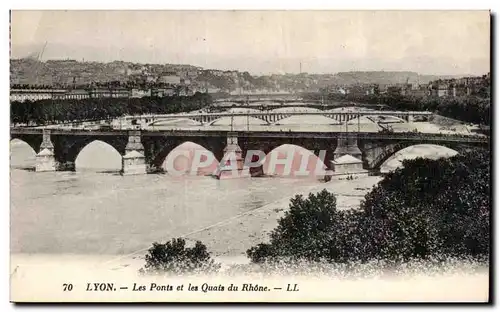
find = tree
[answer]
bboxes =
[10,93,213,125]
[359,149,490,262]
[247,189,353,263]
[140,238,221,275]
[247,149,490,265]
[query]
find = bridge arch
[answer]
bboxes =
[275,114,342,125]
[149,118,203,127]
[157,141,219,176]
[10,134,42,154]
[345,115,379,124]
[209,116,269,126]
[74,140,123,172]
[371,143,460,172]
[58,136,128,169]
[10,138,37,169]
[262,144,328,178]
[10,138,37,154]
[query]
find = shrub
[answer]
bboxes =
[247,148,490,265]
[247,189,358,263]
[140,238,221,275]
[359,149,490,262]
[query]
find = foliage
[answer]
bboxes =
[10,92,212,125]
[247,189,362,263]
[140,238,221,275]
[247,149,491,265]
[225,256,487,279]
[360,148,490,261]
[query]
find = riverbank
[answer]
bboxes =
[184,175,382,257]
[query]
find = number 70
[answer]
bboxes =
[63,283,73,291]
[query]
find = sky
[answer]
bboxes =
[10,10,491,75]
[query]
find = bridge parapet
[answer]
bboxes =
[10,126,489,143]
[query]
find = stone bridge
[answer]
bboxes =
[11,127,489,176]
[128,111,431,127]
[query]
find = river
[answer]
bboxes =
[10,141,341,255]
[10,139,457,257]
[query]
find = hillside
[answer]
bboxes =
[331,71,459,86]
[10,58,464,92]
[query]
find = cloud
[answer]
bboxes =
[10,10,490,75]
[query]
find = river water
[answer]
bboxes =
[10,137,458,257]
[10,140,335,255]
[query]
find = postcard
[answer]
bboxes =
[9,10,491,303]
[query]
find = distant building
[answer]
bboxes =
[152,88,175,97]
[181,78,191,85]
[346,84,375,96]
[89,88,130,98]
[54,89,90,100]
[407,88,429,97]
[126,68,142,76]
[131,89,151,98]
[429,83,449,97]
[205,87,221,94]
[159,74,181,85]
[207,69,224,76]
[437,84,449,97]
[180,70,199,79]
[10,89,66,102]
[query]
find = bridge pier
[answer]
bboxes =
[333,136,363,161]
[35,130,57,172]
[408,114,414,123]
[216,132,249,179]
[121,130,146,175]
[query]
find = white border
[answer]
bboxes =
[5,1,498,10]
[2,1,498,311]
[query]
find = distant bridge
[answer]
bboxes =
[123,111,432,127]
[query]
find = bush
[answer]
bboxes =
[224,256,486,279]
[140,238,221,275]
[10,93,213,125]
[359,149,490,262]
[247,189,360,263]
[247,149,490,265]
